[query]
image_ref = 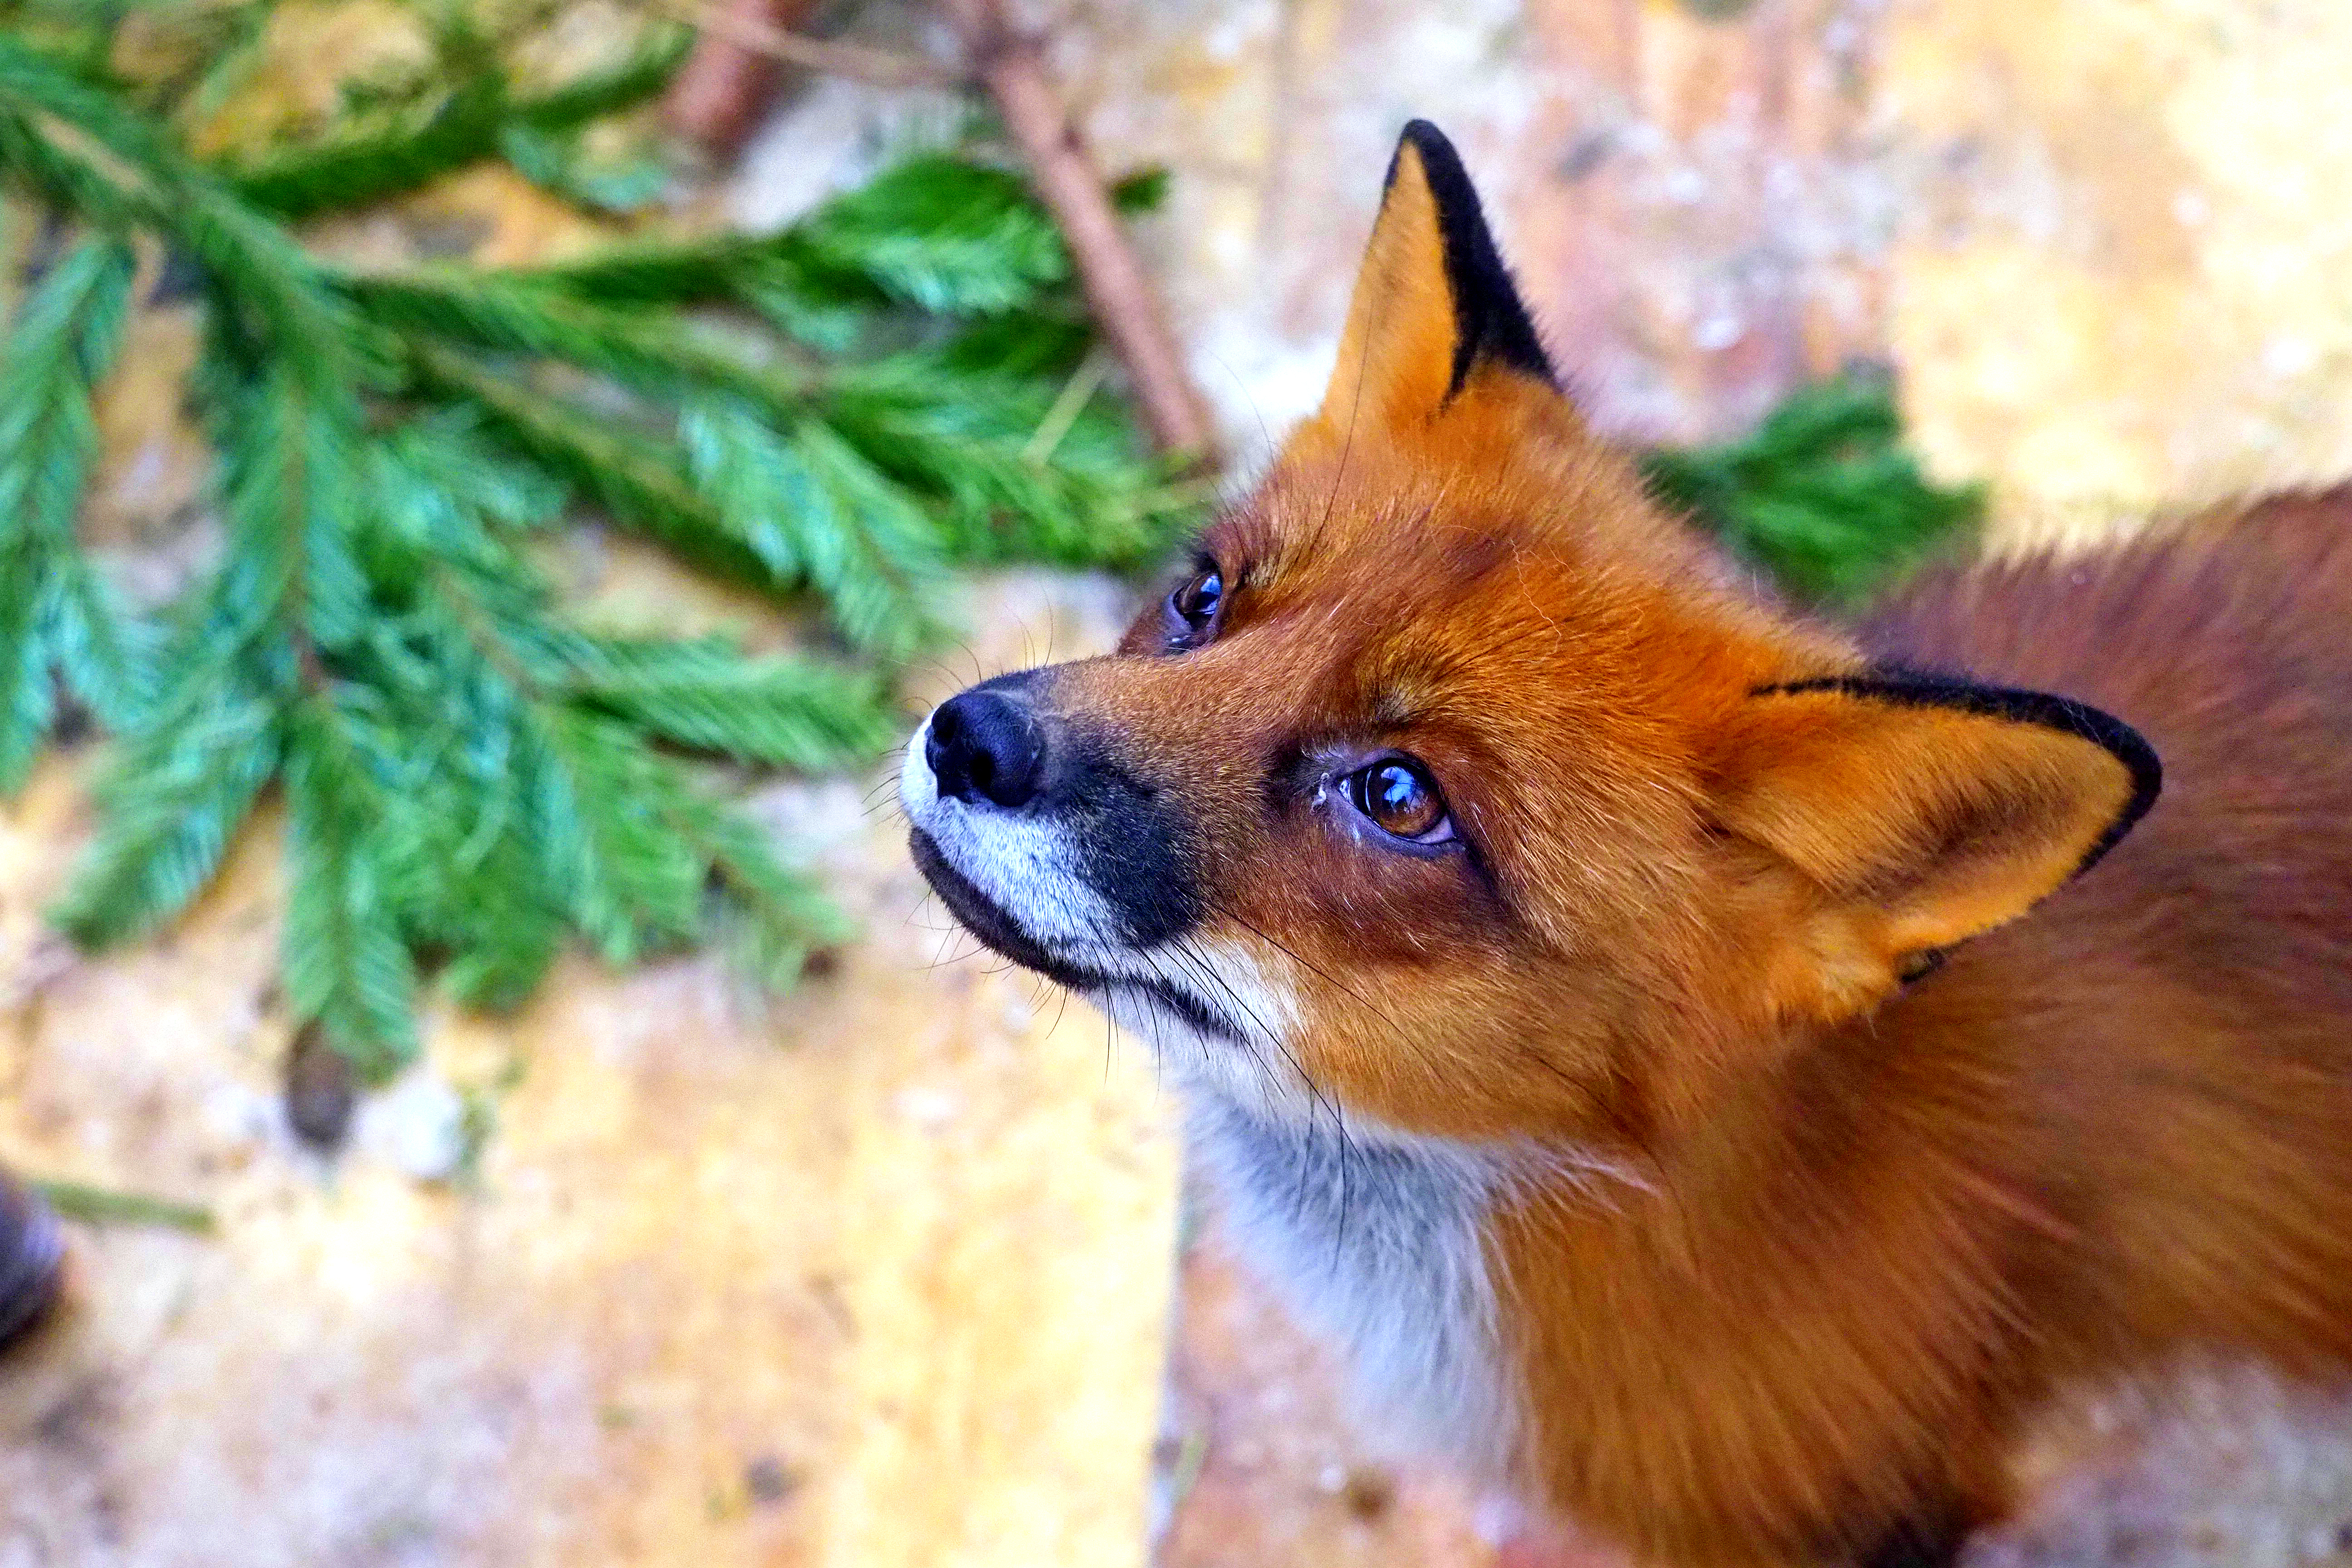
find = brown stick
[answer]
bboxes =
[660,0,962,92]
[937,0,1216,463]
[663,0,821,158]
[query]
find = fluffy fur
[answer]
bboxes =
[902,121,2352,1566]
[1186,1094,1519,1476]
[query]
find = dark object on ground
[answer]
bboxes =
[0,1170,64,1352]
[286,1024,359,1150]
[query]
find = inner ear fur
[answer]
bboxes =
[1314,120,1557,434]
[1709,675,2161,1018]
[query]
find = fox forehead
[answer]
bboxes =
[1111,467,1798,812]
[1189,422,1815,698]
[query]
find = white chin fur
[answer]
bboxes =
[897,711,939,818]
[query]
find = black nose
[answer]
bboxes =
[926,690,1044,808]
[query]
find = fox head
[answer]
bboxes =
[902,122,2158,1152]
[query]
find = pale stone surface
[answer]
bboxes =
[0,572,1179,1568]
[1886,0,2352,541]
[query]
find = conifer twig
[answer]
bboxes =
[28,1177,215,1234]
[0,26,1198,1082]
[220,21,693,219]
[936,0,1214,463]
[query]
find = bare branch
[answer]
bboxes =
[936,0,1216,464]
[660,0,961,95]
[662,0,817,156]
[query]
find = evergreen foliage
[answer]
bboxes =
[0,14,1194,1083]
[1641,369,1984,605]
[0,238,150,791]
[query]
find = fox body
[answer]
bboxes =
[901,122,2352,1565]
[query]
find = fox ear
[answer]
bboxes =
[1710,675,2161,1021]
[1315,120,1556,432]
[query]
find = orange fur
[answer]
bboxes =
[909,125,2352,1565]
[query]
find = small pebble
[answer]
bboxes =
[353,1074,468,1182]
[744,1456,796,1506]
[1341,1466,1395,1521]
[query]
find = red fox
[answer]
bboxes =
[901,120,2352,1566]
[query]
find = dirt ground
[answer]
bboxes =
[8,2,2352,1565]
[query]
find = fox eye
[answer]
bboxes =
[1348,757,1455,844]
[1164,564,1224,649]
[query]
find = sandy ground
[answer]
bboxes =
[9,1,2352,1565]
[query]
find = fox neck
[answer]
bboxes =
[1494,987,2048,1559]
[1180,956,2044,1521]
[1183,1088,1529,1478]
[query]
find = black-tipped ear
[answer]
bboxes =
[1390,121,1554,396]
[1315,121,1556,430]
[1710,671,2161,1019]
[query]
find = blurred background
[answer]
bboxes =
[1,0,2351,1564]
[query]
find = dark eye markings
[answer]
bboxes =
[1161,557,1225,652]
[1267,740,1506,910]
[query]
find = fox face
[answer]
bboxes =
[903,122,2157,1163]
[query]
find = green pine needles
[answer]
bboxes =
[0,238,151,790]
[1641,370,1983,605]
[0,16,1194,1083]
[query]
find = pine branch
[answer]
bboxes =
[554,633,896,770]
[366,607,568,1013]
[48,544,155,729]
[677,396,945,657]
[49,679,281,945]
[662,775,850,990]
[403,341,955,659]
[284,692,418,1082]
[525,706,706,963]
[1642,371,1984,605]
[0,20,1205,1081]
[504,155,1069,317]
[0,237,147,789]
[797,154,1067,315]
[498,227,782,306]
[218,20,691,219]
[826,352,1192,571]
[404,344,784,587]
[496,121,666,216]
[0,40,365,388]
[194,343,372,659]
[372,408,568,546]
[522,20,696,130]
[345,268,817,412]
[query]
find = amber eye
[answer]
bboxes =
[1349,757,1453,843]
[1165,565,1224,647]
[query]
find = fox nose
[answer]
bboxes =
[926,690,1044,809]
